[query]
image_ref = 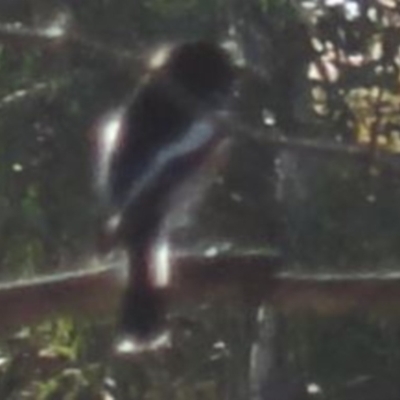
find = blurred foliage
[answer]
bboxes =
[1,311,400,399]
[0,317,112,399]
[0,0,400,399]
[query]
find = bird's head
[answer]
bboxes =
[149,41,234,109]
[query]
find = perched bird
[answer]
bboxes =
[94,41,234,347]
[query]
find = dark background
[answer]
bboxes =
[1,0,400,399]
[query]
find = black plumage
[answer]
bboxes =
[95,41,234,345]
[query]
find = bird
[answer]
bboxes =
[94,40,235,349]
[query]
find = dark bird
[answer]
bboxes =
[94,41,234,349]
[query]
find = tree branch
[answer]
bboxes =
[0,22,139,67]
[1,252,400,335]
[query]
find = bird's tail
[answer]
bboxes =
[117,249,170,353]
[120,280,165,338]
